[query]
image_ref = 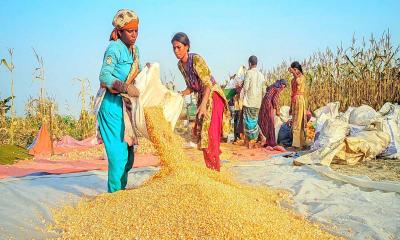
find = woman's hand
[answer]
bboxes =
[197,103,207,119]
[197,86,210,119]
[126,84,140,97]
[179,88,192,96]
[101,83,119,94]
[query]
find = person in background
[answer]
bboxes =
[233,91,244,143]
[289,61,307,149]
[172,32,230,171]
[228,94,235,121]
[242,55,265,148]
[229,69,246,144]
[97,9,141,193]
[258,79,288,147]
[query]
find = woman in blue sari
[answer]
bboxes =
[97,9,141,193]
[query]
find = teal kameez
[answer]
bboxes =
[98,39,141,193]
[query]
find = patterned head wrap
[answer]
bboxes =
[109,9,139,41]
[273,79,288,88]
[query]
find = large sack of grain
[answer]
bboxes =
[313,102,340,119]
[313,102,341,134]
[349,105,380,126]
[339,106,355,123]
[312,119,349,150]
[132,63,184,138]
[379,102,400,159]
[333,130,390,165]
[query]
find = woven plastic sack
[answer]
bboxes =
[312,119,349,150]
[339,106,355,123]
[279,106,291,123]
[379,102,400,159]
[132,63,184,138]
[349,105,379,126]
[313,102,341,134]
[313,102,340,119]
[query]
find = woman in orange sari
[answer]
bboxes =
[171,32,230,171]
[289,61,307,149]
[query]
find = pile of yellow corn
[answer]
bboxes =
[49,145,104,160]
[48,107,339,239]
[136,137,157,154]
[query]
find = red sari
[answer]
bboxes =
[202,93,225,171]
[178,53,229,171]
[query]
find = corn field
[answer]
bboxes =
[265,32,400,112]
[0,96,95,147]
[0,48,96,147]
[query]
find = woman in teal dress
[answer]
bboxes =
[97,9,141,193]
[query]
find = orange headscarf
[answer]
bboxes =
[109,9,139,41]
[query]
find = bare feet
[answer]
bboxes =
[260,137,266,147]
[273,145,286,152]
[247,139,257,149]
[233,139,244,146]
[265,145,274,151]
[244,138,249,148]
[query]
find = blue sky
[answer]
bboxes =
[0,0,399,117]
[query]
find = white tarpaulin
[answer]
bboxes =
[0,168,158,239]
[233,157,400,240]
[1,159,400,240]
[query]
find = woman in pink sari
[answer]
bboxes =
[171,32,230,171]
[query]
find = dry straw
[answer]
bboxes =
[1,49,15,143]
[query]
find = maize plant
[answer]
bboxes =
[265,31,400,112]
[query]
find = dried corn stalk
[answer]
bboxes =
[265,32,400,112]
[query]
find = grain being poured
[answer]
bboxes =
[49,107,339,239]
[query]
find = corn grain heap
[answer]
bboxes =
[136,137,157,154]
[49,107,339,239]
